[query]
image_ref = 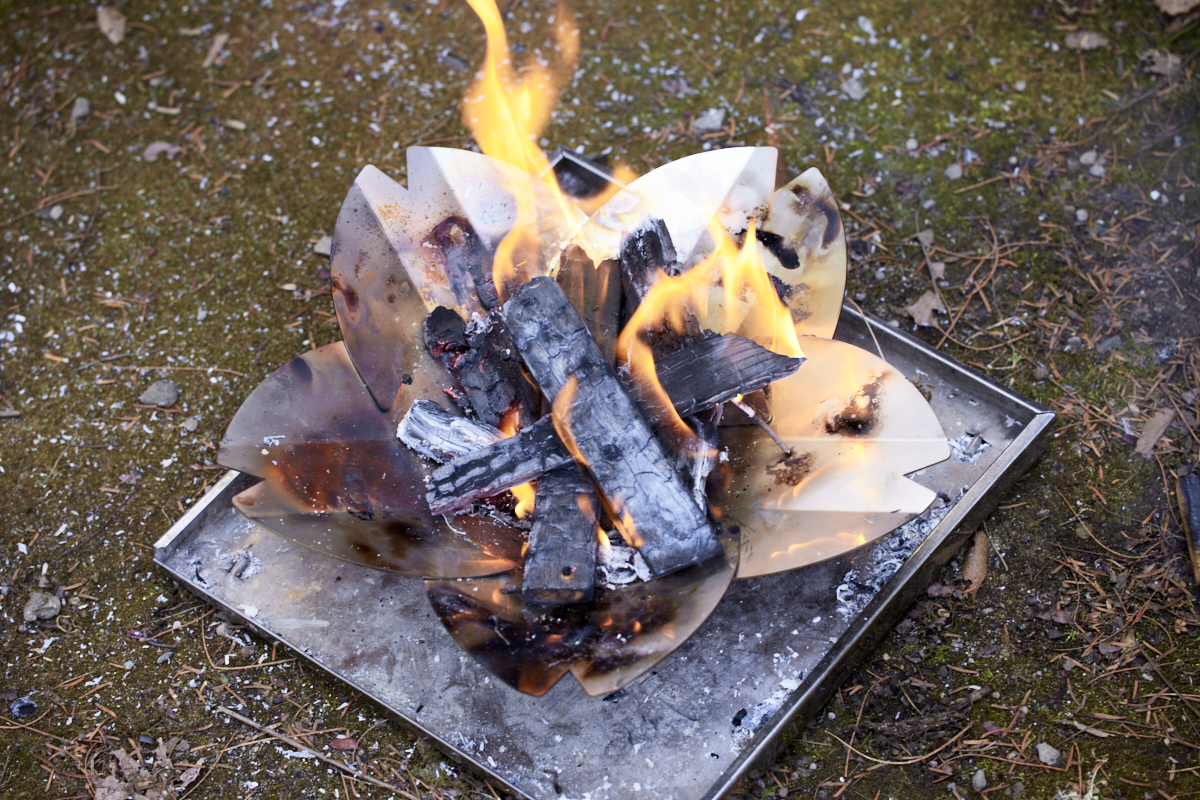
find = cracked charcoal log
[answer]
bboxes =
[653,332,803,420]
[426,416,573,516]
[424,333,801,511]
[619,217,678,306]
[502,276,722,577]
[522,465,599,604]
[398,399,502,463]
[424,306,536,428]
[557,245,621,365]
[429,215,498,310]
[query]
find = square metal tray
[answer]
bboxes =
[155,304,1053,800]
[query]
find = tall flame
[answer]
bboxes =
[462,0,581,300]
[616,218,804,438]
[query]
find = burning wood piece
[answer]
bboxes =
[428,215,499,311]
[556,245,621,365]
[522,465,600,604]
[652,332,803,419]
[683,410,720,510]
[423,306,535,428]
[397,399,502,463]
[732,396,792,455]
[502,277,723,577]
[424,332,802,511]
[619,217,678,305]
[426,416,572,516]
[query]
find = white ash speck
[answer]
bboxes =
[597,541,652,587]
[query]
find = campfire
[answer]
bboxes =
[217,0,949,697]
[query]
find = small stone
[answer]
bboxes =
[1033,364,1050,381]
[1010,781,1025,797]
[944,163,963,180]
[921,198,937,210]
[1065,31,1110,51]
[70,97,91,124]
[48,204,64,221]
[143,141,182,162]
[23,591,61,622]
[874,268,887,281]
[1075,209,1089,223]
[183,416,201,432]
[693,107,727,133]
[9,697,36,719]
[313,235,333,256]
[840,78,867,101]
[1089,164,1106,178]
[138,379,181,408]
[1035,742,1062,766]
[905,137,919,151]
[1065,335,1083,351]
[972,769,987,793]
[1079,150,1098,166]
[1014,80,1026,92]
[1096,335,1122,354]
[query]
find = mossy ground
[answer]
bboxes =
[0,1,1196,799]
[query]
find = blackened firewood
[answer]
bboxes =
[619,217,677,306]
[654,332,803,419]
[429,215,499,310]
[502,276,722,577]
[421,333,802,510]
[426,416,572,516]
[424,306,536,428]
[683,410,720,511]
[522,465,599,604]
[398,399,502,463]
[557,245,621,365]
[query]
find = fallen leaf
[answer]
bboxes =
[1065,31,1110,51]
[928,261,946,280]
[961,530,988,593]
[1141,49,1183,79]
[97,7,126,45]
[915,228,934,249]
[1155,0,1200,14]
[92,774,133,800]
[904,290,946,327]
[203,32,231,68]
[329,737,358,751]
[1135,409,1176,457]
[143,141,181,162]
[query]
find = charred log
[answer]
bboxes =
[398,399,502,463]
[429,215,498,310]
[426,416,572,516]
[502,276,722,577]
[423,306,536,428]
[556,245,621,365]
[522,465,599,605]
[619,217,678,305]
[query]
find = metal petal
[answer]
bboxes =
[757,168,847,339]
[426,533,738,696]
[332,150,586,409]
[218,342,520,578]
[712,337,949,578]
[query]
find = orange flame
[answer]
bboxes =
[615,217,804,438]
[498,407,535,518]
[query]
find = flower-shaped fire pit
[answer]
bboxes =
[217,144,949,696]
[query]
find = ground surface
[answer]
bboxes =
[0,1,1197,799]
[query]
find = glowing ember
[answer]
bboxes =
[216,0,950,697]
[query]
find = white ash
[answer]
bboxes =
[731,680,804,750]
[596,541,652,587]
[835,489,964,619]
[948,432,991,464]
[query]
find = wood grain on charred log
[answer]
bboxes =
[556,245,621,365]
[426,416,572,516]
[522,465,599,604]
[654,332,803,419]
[502,276,722,576]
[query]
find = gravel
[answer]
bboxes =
[138,379,181,408]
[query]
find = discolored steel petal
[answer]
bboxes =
[332,150,587,409]
[218,342,520,578]
[712,337,949,578]
[573,147,778,269]
[426,533,738,696]
[756,168,847,340]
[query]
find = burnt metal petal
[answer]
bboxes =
[426,532,738,696]
[711,337,950,578]
[218,342,520,578]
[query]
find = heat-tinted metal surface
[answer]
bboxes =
[217,342,520,578]
[428,532,737,697]
[159,305,1052,800]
